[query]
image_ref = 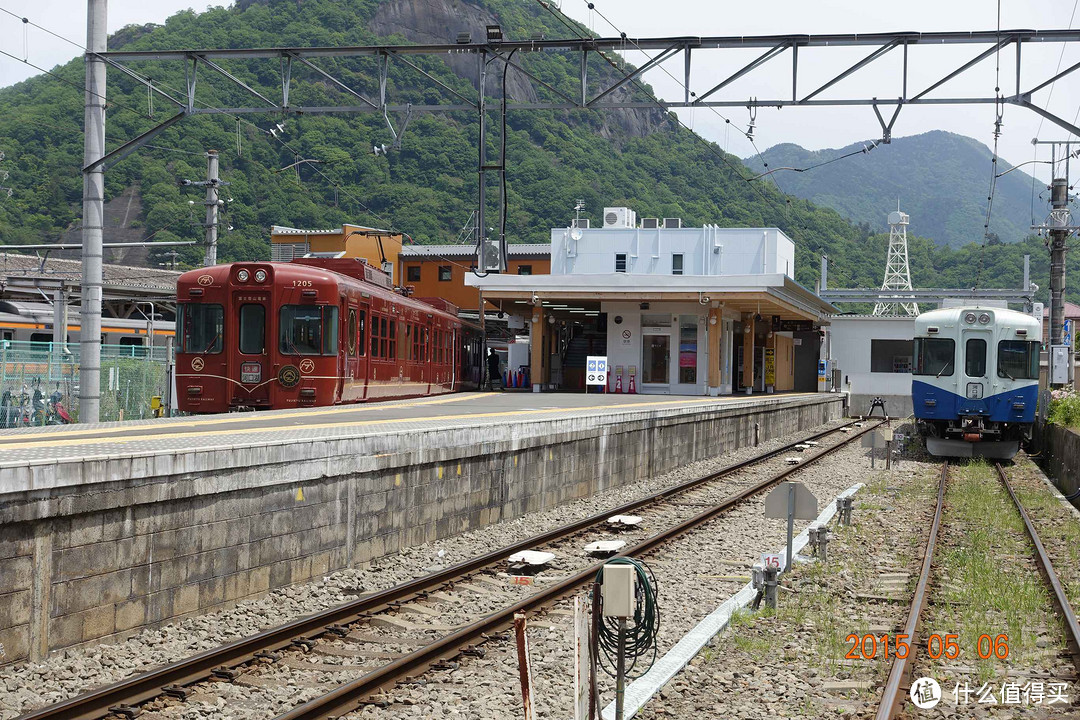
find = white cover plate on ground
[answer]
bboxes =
[508,550,556,566]
[584,540,626,555]
[607,515,643,526]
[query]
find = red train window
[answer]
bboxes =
[357,310,366,357]
[347,309,357,356]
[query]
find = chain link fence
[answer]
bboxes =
[0,341,171,426]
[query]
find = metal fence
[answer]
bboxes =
[0,341,171,426]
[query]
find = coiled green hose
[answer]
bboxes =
[593,557,660,678]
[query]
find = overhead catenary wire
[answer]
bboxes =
[579,0,884,192]
[535,0,797,228]
[0,13,485,274]
[1034,0,1079,141]
[975,0,1006,289]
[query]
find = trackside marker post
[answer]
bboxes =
[514,612,535,720]
[764,481,818,577]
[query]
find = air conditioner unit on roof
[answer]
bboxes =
[571,218,590,229]
[603,207,636,228]
[641,218,659,229]
[663,218,682,229]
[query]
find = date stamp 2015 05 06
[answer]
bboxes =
[844,632,1010,661]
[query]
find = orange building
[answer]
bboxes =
[270,224,405,282]
[269,224,550,313]
[398,244,550,312]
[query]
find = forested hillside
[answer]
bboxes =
[0,0,1076,302]
[745,131,1039,249]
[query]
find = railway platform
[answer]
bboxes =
[0,390,844,664]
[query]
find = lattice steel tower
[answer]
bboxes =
[873,206,919,317]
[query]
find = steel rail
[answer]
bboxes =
[275,421,883,720]
[16,419,865,720]
[876,461,948,720]
[994,462,1080,675]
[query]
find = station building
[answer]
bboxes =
[269,224,549,312]
[467,209,834,396]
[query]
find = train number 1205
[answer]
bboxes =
[292,280,313,287]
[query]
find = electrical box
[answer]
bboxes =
[602,563,636,617]
[1051,345,1071,385]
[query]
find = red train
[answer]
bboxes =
[175,258,483,413]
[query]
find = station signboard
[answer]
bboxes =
[586,355,608,386]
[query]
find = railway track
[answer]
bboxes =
[876,460,1080,719]
[18,419,878,720]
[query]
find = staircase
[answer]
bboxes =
[563,334,606,389]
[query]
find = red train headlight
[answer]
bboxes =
[254,269,267,283]
[237,269,249,282]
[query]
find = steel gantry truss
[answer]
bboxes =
[76,26,1080,419]
[91,28,1080,169]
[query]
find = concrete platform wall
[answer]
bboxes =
[0,395,842,665]
[1042,423,1080,498]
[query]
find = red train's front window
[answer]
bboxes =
[178,303,224,354]
[279,305,338,356]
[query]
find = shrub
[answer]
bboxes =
[1047,388,1080,429]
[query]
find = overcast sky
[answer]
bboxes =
[0,0,1077,184]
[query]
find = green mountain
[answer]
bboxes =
[744,131,1041,249]
[0,0,1076,304]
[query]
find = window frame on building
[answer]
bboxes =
[406,265,422,282]
[438,265,452,282]
[672,253,684,275]
[615,253,627,273]
[869,339,913,373]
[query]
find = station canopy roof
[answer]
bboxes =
[467,272,836,323]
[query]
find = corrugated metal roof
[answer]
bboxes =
[271,224,392,236]
[399,243,551,258]
[0,253,179,292]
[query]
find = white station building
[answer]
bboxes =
[467,208,835,396]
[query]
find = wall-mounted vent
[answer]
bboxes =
[603,207,636,228]
[663,217,682,229]
[641,218,660,229]
[271,241,309,262]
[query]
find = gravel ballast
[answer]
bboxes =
[0,419,848,719]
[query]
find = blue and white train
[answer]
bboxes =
[912,306,1041,459]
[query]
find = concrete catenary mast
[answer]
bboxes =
[80,0,107,423]
[873,205,919,317]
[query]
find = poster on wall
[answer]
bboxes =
[764,348,776,386]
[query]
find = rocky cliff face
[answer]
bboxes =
[371,0,664,139]
[372,0,539,103]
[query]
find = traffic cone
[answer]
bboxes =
[628,374,637,394]
[615,374,623,393]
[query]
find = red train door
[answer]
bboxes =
[342,302,361,403]
[235,292,271,407]
[355,305,369,400]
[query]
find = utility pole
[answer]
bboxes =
[203,149,220,266]
[80,0,107,423]
[1050,176,1068,349]
[179,150,228,266]
[1032,140,1079,387]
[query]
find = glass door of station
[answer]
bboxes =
[641,314,700,391]
[641,313,671,387]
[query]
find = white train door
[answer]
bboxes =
[961,330,991,405]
